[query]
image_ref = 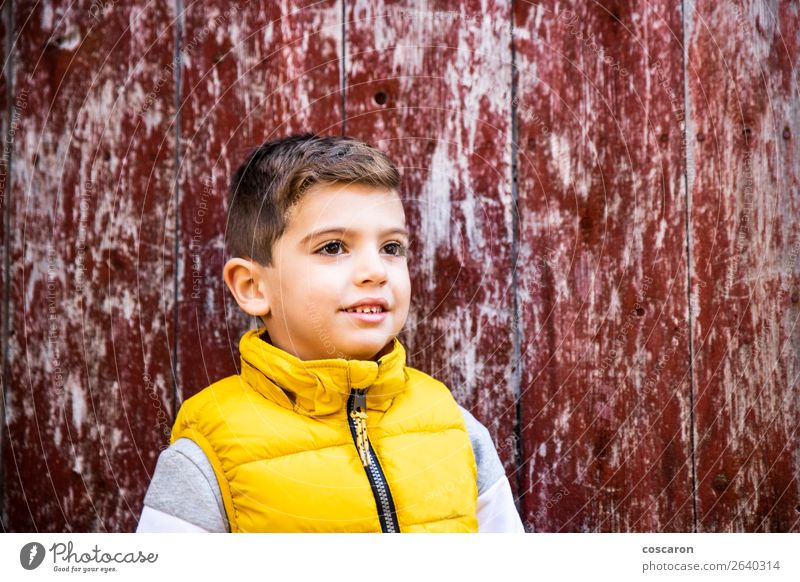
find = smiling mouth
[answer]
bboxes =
[343,306,385,314]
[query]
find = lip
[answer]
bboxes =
[342,310,388,324]
[341,298,389,324]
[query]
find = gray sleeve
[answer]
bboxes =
[142,438,229,532]
[458,405,507,495]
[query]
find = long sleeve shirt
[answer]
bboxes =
[136,406,525,533]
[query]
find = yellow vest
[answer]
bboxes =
[171,328,478,532]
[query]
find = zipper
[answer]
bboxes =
[347,387,400,533]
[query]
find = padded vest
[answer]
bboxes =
[171,328,478,532]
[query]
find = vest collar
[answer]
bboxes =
[239,327,408,417]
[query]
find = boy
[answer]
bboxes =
[137,134,523,533]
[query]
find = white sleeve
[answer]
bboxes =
[136,506,210,533]
[476,476,526,533]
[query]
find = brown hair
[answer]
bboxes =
[226,134,401,266]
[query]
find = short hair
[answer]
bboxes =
[226,134,401,266]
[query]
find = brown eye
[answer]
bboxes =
[317,241,344,255]
[383,242,408,256]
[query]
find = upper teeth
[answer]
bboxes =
[347,306,382,313]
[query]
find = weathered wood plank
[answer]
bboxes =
[0,0,793,535]
[3,0,176,531]
[686,0,800,532]
[515,1,694,531]
[177,0,344,401]
[0,0,9,528]
[345,0,518,489]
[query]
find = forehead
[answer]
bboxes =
[285,182,406,233]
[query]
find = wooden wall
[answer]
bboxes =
[1,0,797,532]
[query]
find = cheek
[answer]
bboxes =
[393,265,412,302]
[283,261,327,295]
[394,275,412,327]
[298,268,343,309]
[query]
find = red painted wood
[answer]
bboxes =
[1,0,796,535]
[515,1,694,531]
[687,0,800,532]
[177,0,344,402]
[345,0,518,484]
[0,0,8,520]
[3,0,176,531]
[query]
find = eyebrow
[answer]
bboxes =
[299,227,410,247]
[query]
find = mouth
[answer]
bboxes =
[341,298,389,313]
[341,300,389,322]
[342,305,386,314]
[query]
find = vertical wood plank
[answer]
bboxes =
[686,0,800,532]
[177,1,344,401]
[515,1,694,531]
[345,0,518,482]
[0,0,9,522]
[3,0,176,531]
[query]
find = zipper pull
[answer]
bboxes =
[350,389,371,467]
[353,389,367,413]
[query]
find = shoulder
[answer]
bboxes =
[171,376,259,454]
[403,366,452,394]
[384,366,472,437]
[178,375,245,414]
[457,405,507,495]
[396,366,464,416]
[174,374,279,436]
[174,376,238,427]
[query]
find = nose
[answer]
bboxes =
[353,247,388,286]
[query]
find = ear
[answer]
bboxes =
[223,258,271,318]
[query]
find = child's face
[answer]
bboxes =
[260,182,411,361]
